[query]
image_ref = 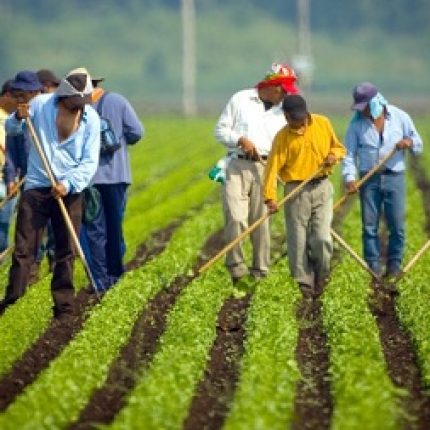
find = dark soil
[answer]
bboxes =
[125,220,181,271]
[369,284,430,429]
[365,155,430,428]
[0,222,180,413]
[68,229,224,429]
[0,290,93,411]
[183,295,251,430]
[292,296,332,430]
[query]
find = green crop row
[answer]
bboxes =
[129,117,222,193]
[108,265,233,429]
[0,202,223,429]
[223,259,301,429]
[124,178,219,261]
[395,175,430,386]
[108,209,288,429]
[322,200,403,430]
[125,146,217,220]
[0,180,218,379]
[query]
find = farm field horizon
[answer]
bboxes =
[0,116,429,429]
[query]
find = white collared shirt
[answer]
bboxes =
[214,88,286,156]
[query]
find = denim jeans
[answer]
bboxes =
[359,171,405,274]
[80,183,128,291]
[0,196,18,253]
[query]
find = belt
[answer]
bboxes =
[360,169,403,176]
[379,169,402,176]
[290,175,328,185]
[237,154,268,162]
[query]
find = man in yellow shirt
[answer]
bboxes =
[264,95,345,296]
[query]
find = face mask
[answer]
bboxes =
[368,92,388,119]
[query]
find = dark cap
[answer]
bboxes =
[10,70,42,92]
[1,79,13,96]
[282,95,308,121]
[351,82,378,111]
[37,69,60,86]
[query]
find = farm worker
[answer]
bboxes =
[0,67,100,319]
[0,79,17,257]
[342,82,423,278]
[1,71,43,281]
[37,69,61,94]
[264,95,346,296]
[215,63,299,284]
[79,74,144,292]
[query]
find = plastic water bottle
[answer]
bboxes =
[208,156,231,184]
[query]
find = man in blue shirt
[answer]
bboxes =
[342,82,423,278]
[0,68,100,318]
[80,76,144,292]
[2,71,43,280]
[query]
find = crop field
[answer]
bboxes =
[0,116,429,430]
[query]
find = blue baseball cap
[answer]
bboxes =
[351,82,378,111]
[10,70,42,92]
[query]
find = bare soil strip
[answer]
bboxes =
[68,229,224,429]
[369,287,430,429]
[292,297,332,430]
[0,223,179,412]
[183,294,251,430]
[291,192,354,430]
[366,155,430,428]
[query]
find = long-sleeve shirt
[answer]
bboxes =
[342,104,423,182]
[3,127,32,185]
[263,114,346,202]
[91,91,144,185]
[214,88,286,156]
[6,93,100,193]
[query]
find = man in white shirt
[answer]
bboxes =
[214,63,299,283]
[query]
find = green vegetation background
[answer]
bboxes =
[0,0,429,114]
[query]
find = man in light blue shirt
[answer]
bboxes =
[342,82,423,279]
[0,68,100,319]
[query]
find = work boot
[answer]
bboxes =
[298,282,314,299]
[315,276,330,297]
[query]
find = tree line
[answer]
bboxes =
[6,0,427,36]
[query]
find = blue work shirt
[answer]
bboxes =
[6,93,100,193]
[91,91,144,185]
[342,104,423,183]
[3,131,31,185]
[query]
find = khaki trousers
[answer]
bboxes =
[222,158,270,279]
[284,178,333,287]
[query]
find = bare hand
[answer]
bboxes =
[265,199,278,214]
[324,153,337,167]
[51,182,68,199]
[345,181,358,194]
[396,138,412,150]
[7,182,18,197]
[16,104,30,120]
[238,137,259,158]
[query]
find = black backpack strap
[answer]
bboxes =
[95,91,109,115]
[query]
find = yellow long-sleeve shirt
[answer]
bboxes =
[263,114,346,202]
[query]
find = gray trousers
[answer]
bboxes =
[284,178,333,287]
[222,158,270,279]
